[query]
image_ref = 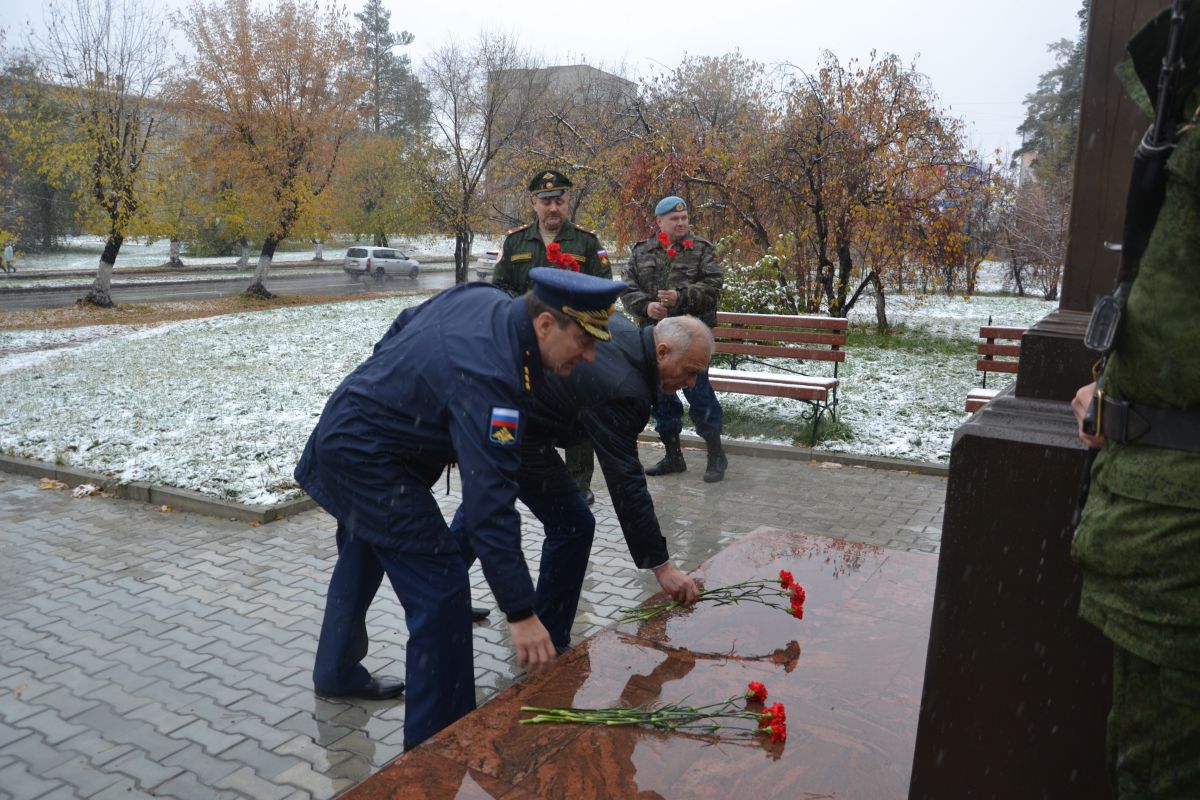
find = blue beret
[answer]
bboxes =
[529,267,626,341]
[654,196,687,216]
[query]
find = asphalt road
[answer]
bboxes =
[0,268,461,311]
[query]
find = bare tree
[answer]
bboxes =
[39,0,171,307]
[418,34,549,282]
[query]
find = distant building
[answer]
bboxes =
[486,64,637,227]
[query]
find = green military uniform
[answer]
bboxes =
[493,219,611,297]
[620,235,722,328]
[494,169,613,496]
[1071,9,1200,797]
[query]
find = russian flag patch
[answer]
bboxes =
[489,406,520,446]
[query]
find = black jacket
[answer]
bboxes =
[528,314,670,568]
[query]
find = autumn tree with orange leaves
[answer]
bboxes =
[174,0,365,298]
[613,51,989,331]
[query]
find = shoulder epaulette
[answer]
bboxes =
[505,223,531,235]
[573,224,599,237]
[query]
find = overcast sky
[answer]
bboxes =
[2,0,1085,159]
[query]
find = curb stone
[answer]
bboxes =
[639,432,950,477]
[1,435,944,527]
[0,453,316,523]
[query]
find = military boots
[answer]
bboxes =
[702,433,728,483]
[645,432,687,476]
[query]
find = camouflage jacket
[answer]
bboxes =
[1072,8,1200,669]
[492,220,611,297]
[619,235,722,328]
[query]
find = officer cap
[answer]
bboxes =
[529,267,626,341]
[529,169,573,198]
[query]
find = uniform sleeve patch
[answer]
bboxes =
[489,406,520,446]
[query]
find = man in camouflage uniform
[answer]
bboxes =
[621,196,727,483]
[494,169,613,505]
[1070,8,1200,797]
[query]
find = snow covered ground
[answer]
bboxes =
[2,234,501,273]
[0,266,1057,506]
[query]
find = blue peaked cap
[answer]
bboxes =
[529,267,626,341]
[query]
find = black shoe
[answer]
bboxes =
[471,606,491,622]
[315,675,405,700]
[581,489,595,506]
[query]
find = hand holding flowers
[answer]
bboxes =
[619,568,808,624]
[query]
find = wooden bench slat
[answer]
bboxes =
[979,326,1026,339]
[716,342,847,362]
[708,368,838,389]
[976,360,1019,374]
[710,377,833,402]
[712,326,847,347]
[978,343,1021,358]
[717,312,848,331]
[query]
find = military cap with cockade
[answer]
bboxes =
[654,196,688,216]
[528,169,573,198]
[529,267,626,341]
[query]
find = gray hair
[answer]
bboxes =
[654,316,715,359]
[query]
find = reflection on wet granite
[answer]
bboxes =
[344,527,936,799]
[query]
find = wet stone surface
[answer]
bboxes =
[0,447,944,798]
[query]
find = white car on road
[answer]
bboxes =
[343,246,420,281]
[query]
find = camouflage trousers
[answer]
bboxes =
[1108,644,1200,798]
[565,440,594,492]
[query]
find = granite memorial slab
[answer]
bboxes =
[345,526,937,799]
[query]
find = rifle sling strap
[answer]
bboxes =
[1097,393,1200,453]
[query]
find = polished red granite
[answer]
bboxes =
[344,527,936,799]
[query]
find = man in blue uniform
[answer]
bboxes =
[458,313,710,650]
[295,268,628,749]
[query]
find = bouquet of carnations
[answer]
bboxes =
[521,681,787,743]
[619,569,807,624]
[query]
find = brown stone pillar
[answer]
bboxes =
[909,1,1168,797]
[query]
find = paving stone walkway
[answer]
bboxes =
[0,445,945,799]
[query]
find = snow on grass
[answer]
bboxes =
[0,283,1058,504]
[0,296,424,505]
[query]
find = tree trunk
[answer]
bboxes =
[168,238,184,267]
[237,236,250,269]
[454,230,473,284]
[871,270,889,332]
[79,235,122,307]
[313,239,324,261]
[244,236,279,298]
[373,232,388,247]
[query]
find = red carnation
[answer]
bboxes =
[791,585,806,604]
[657,231,670,247]
[666,247,679,259]
[778,570,794,589]
[547,242,562,257]
[682,239,694,249]
[745,681,768,703]
[765,702,786,723]
[769,718,787,743]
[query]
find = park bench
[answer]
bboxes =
[708,311,848,446]
[965,325,1025,413]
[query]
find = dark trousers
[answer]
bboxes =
[312,524,476,749]
[1108,644,1200,798]
[449,436,594,649]
[652,369,723,438]
[565,440,594,492]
